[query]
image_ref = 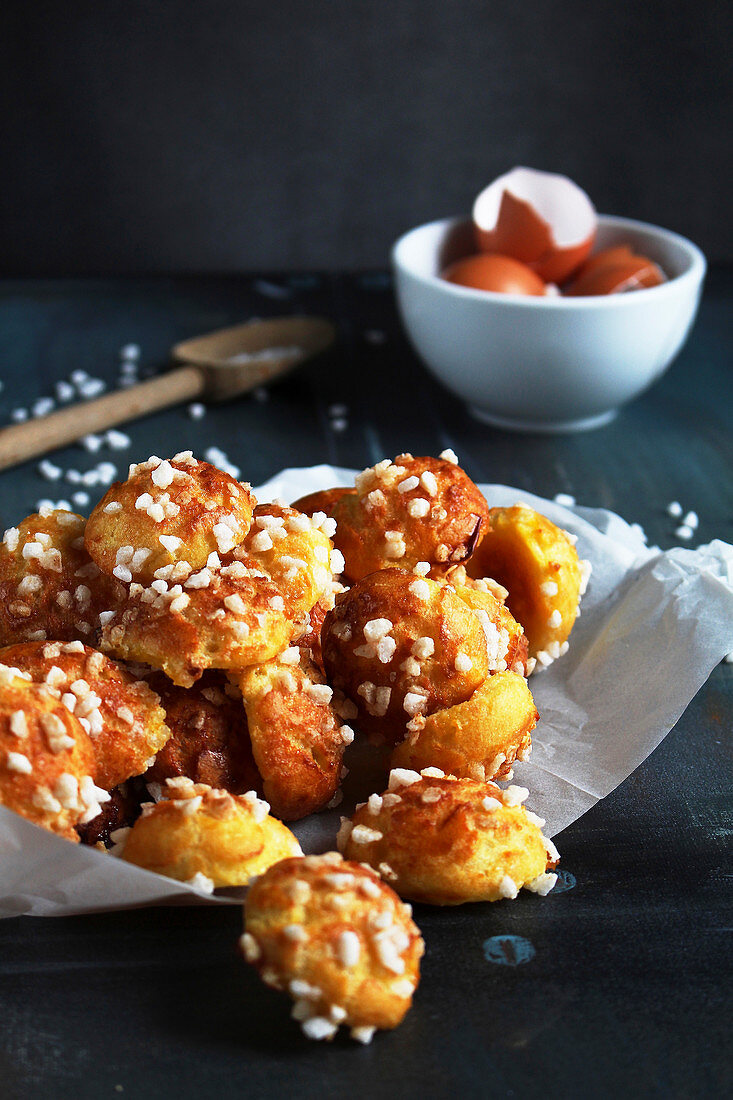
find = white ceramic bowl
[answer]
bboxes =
[391,214,706,432]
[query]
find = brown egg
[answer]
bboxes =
[571,245,635,277]
[472,167,596,284]
[442,254,546,296]
[565,247,665,296]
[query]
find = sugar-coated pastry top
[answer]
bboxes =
[99,552,295,687]
[242,851,424,1042]
[339,770,558,906]
[0,509,124,647]
[1,641,170,790]
[0,663,109,841]
[90,465,344,688]
[85,453,255,585]
[238,502,342,623]
[120,777,302,889]
[322,568,489,741]
[331,453,489,580]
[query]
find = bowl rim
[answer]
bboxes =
[391,213,707,308]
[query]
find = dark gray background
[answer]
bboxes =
[1,0,731,274]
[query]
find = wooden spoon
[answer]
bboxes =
[0,316,335,472]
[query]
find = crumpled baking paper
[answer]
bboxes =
[1,465,731,918]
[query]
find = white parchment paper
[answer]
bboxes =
[1,465,731,918]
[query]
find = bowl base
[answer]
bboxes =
[469,406,618,434]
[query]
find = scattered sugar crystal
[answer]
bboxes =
[96,462,117,484]
[38,459,62,481]
[32,397,55,418]
[79,378,106,398]
[337,930,361,968]
[151,460,175,489]
[301,1017,338,1042]
[204,447,240,479]
[502,785,529,807]
[351,1026,376,1045]
[55,381,75,402]
[526,872,558,896]
[454,651,473,672]
[409,578,430,600]
[105,429,130,449]
[498,875,519,899]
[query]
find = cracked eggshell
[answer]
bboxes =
[473,166,596,284]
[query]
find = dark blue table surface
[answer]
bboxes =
[0,270,731,1100]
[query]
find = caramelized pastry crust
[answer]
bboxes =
[85,453,255,584]
[1,641,170,790]
[291,487,355,518]
[451,579,529,676]
[340,770,558,905]
[0,664,108,841]
[322,569,488,741]
[121,777,302,887]
[76,780,143,848]
[146,672,259,795]
[95,488,342,687]
[0,510,124,647]
[238,502,342,622]
[99,555,294,687]
[234,651,352,821]
[331,453,489,581]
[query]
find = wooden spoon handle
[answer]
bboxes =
[0,366,204,472]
